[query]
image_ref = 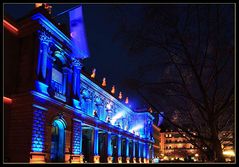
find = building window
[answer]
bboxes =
[51,67,63,94]
[168,134,172,138]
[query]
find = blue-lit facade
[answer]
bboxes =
[4,6,154,163]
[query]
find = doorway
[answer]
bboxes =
[50,119,66,162]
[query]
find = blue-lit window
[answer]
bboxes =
[51,67,63,94]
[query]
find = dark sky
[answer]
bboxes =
[3,3,146,109]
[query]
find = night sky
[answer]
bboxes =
[4,3,146,109]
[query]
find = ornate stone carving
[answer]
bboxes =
[38,30,52,44]
[71,57,82,69]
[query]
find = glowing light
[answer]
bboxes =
[3,19,19,35]
[73,99,81,110]
[195,154,199,157]
[111,85,115,94]
[125,97,129,104]
[35,81,49,95]
[35,3,44,8]
[129,124,143,132]
[106,102,112,110]
[91,68,96,78]
[102,77,106,87]
[223,150,235,156]
[72,121,82,155]
[118,92,122,99]
[111,112,124,125]
[148,107,153,113]
[179,157,184,161]
[35,3,52,14]
[3,96,12,104]
[69,6,89,59]
[32,109,45,152]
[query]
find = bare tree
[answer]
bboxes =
[111,4,235,162]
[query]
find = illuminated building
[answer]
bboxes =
[219,131,235,162]
[3,5,154,163]
[159,130,200,162]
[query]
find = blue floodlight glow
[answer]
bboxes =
[72,121,82,155]
[129,124,143,132]
[93,128,99,155]
[111,112,124,125]
[126,138,129,157]
[73,99,81,110]
[31,109,45,152]
[157,112,164,126]
[69,6,89,59]
[51,119,66,159]
[107,133,112,156]
[106,103,112,110]
[35,81,49,95]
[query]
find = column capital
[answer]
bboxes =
[72,57,83,69]
[38,30,52,44]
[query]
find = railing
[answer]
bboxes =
[51,80,66,102]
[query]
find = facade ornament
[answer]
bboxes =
[71,57,82,70]
[91,68,96,78]
[118,92,122,99]
[111,85,115,94]
[125,97,129,104]
[38,30,52,44]
[102,77,106,87]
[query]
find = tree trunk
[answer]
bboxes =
[212,137,225,162]
[210,123,225,162]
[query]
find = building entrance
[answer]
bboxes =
[50,119,66,162]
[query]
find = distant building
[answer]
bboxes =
[219,131,235,162]
[159,130,200,162]
[152,124,161,159]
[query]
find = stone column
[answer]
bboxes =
[143,143,149,163]
[37,31,52,82]
[132,140,136,163]
[138,142,142,163]
[125,138,130,163]
[151,144,154,162]
[72,59,82,99]
[146,143,149,163]
[107,132,113,163]
[62,67,69,96]
[92,128,100,163]
[45,56,54,86]
[30,105,47,163]
[71,119,84,163]
[97,105,103,121]
[64,68,73,105]
[85,98,92,116]
[117,135,122,163]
